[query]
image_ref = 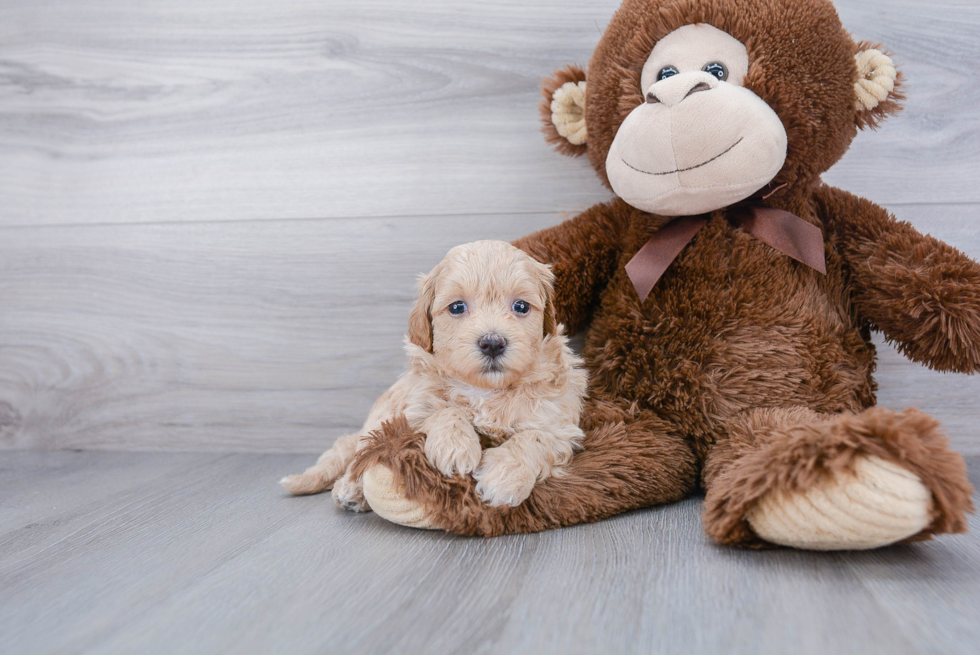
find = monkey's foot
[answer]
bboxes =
[361,465,439,530]
[747,454,933,550]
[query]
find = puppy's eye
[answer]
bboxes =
[448,301,467,315]
[702,62,728,81]
[657,66,679,81]
[512,300,530,315]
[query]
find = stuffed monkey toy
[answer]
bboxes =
[350,0,977,549]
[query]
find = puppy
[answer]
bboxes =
[280,240,587,510]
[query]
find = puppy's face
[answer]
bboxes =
[408,241,558,389]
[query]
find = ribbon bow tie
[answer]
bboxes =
[624,196,827,302]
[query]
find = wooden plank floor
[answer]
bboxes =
[2,0,980,455]
[1,0,977,227]
[2,450,979,655]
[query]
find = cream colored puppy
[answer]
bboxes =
[280,240,587,510]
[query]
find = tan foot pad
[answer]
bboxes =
[746,455,934,550]
[361,465,440,530]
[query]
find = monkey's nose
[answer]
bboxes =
[646,74,716,107]
[478,333,507,359]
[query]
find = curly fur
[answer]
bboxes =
[284,240,588,509]
[351,0,976,546]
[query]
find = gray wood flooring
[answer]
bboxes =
[2,0,980,454]
[2,451,979,655]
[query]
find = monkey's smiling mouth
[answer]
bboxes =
[622,137,744,176]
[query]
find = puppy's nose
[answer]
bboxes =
[478,333,507,359]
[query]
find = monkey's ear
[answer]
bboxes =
[541,65,588,156]
[407,269,438,352]
[853,45,904,130]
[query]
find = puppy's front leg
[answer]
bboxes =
[422,408,482,477]
[474,428,580,507]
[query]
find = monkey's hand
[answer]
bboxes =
[817,185,980,373]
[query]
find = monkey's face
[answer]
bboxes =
[542,0,903,215]
[605,24,787,216]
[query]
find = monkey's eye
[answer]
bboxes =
[448,301,467,315]
[703,62,728,81]
[512,300,530,315]
[657,66,679,81]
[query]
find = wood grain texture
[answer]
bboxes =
[1,0,979,454]
[0,0,977,227]
[0,212,565,452]
[1,451,978,655]
[3,205,980,454]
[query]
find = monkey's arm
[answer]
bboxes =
[816,185,980,373]
[513,199,627,333]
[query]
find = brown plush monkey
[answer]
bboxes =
[351,0,977,549]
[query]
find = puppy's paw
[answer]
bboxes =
[332,474,370,513]
[474,446,537,507]
[424,427,482,477]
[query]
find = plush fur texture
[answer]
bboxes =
[540,65,589,158]
[283,240,588,509]
[352,0,976,547]
[351,402,698,536]
[702,406,972,547]
[853,41,905,130]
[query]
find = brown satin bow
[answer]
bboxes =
[624,193,827,302]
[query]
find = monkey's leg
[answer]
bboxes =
[349,401,698,536]
[702,406,974,550]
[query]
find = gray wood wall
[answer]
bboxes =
[1,0,979,454]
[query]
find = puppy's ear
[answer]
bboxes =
[541,65,587,157]
[407,268,438,352]
[535,261,560,338]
